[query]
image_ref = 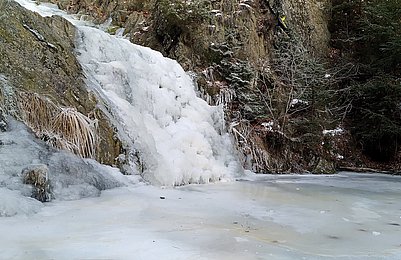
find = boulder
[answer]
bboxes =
[22,164,52,202]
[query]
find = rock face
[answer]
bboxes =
[0,0,83,108]
[0,0,122,165]
[22,164,52,202]
[280,0,330,56]
[42,0,335,174]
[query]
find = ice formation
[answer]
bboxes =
[0,118,126,216]
[76,27,240,185]
[15,0,240,186]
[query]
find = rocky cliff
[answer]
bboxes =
[0,0,122,165]
[4,0,348,174]
[46,0,337,173]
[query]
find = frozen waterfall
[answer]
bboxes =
[15,0,241,186]
[76,27,240,185]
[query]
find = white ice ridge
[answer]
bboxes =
[14,0,241,186]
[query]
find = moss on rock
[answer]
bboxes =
[0,0,123,166]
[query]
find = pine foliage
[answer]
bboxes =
[350,77,401,160]
[330,0,401,161]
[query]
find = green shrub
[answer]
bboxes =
[330,0,401,71]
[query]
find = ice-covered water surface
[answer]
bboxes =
[1,172,401,259]
[14,0,240,186]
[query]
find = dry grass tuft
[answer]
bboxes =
[17,92,58,133]
[0,86,4,107]
[52,107,97,158]
[14,91,97,158]
[0,87,4,116]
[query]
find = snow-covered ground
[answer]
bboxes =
[1,172,401,259]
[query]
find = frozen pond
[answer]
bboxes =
[2,1,401,259]
[1,172,401,259]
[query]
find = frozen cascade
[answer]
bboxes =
[14,0,241,186]
[76,27,240,185]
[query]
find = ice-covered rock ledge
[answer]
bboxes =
[0,117,127,216]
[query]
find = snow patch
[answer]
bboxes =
[0,188,43,217]
[261,121,274,131]
[290,98,309,107]
[323,127,344,136]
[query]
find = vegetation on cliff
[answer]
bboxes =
[330,0,401,164]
